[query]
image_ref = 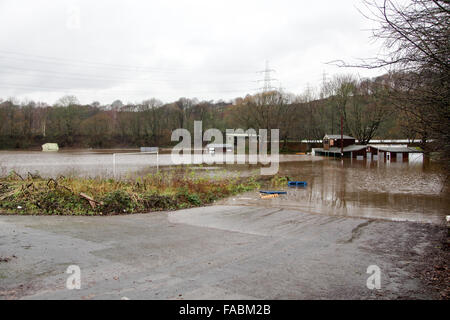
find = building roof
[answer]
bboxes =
[315,145,423,154]
[344,145,367,152]
[324,134,356,140]
[314,145,366,154]
[369,145,422,153]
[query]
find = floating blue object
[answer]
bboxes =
[288,181,307,187]
[259,190,287,195]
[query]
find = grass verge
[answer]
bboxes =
[0,170,260,215]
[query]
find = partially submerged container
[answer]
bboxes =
[42,143,59,152]
[259,190,287,194]
[288,181,307,187]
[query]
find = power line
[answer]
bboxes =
[0,82,252,96]
[0,50,257,74]
[0,52,295,100]
[0,65,255,85]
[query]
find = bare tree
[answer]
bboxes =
[335,0,449,165]
[346,77,393,144]
[328,75,357,135]
[234,91,296,145]
[54,95,79,107]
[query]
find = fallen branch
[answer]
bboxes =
[60,185,74,194]
[0,190,17,201]
[27,172,40,180]
[11,171,24,181]
[79,192,103,209]
[47,178,58,188]
[20,183,35,196]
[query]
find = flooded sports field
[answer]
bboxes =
[0,150,448,224]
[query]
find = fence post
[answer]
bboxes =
[113,153,116,179]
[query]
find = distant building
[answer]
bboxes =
[365,145,423,162]
[313,134,423,162]
[322,134,356,150]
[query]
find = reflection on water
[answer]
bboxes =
[215,157,448,224]
[250,159,449,224]
[0,150,448,224]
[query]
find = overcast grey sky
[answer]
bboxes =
[0,0,387,104]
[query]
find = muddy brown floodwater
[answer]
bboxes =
[0,150,448,224]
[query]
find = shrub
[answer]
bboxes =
[142,193,176,211]
[100,190,135,214]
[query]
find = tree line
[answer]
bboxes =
[0,73,417,150]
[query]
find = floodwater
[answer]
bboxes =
[0,149,448,224]
[220,159,449,225]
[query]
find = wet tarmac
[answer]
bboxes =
[0,206,445,299]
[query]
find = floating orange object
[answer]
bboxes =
[260,194,279,199]
[296,152,306,155]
